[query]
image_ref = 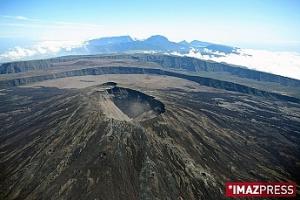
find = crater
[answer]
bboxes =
[104,82,165,121]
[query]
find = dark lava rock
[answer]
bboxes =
[0,82,299,199]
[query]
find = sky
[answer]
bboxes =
[1,0,300,51]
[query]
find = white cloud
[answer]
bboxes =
[3,47,36,58]
[14,16,29,20]
[0,15,104,41]
[1,15,37,21]
[0,40,84,61]
[177,49,300,80]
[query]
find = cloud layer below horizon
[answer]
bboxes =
[0,40,84,61]
[175,48,300,80]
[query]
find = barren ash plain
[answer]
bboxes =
[0,54,300,199]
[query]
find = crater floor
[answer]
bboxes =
[87,82,165,122]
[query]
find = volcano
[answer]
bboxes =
[0,54,299,199]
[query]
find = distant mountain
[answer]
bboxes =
[144,35,169,44]
[72,35,238,56]
[88,35,134,46]
[205,44,237,54]
[190,40,213,47]
[178,40,190,46]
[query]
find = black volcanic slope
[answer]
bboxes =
[0,54,300,199]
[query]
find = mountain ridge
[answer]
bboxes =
[75,35,238,55]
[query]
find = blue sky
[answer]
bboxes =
[1,0,300,51]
